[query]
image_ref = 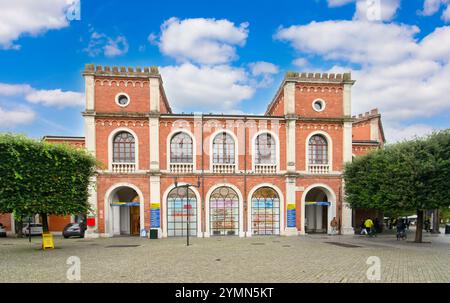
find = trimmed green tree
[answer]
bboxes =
[344,130,450,243]
[0,134,97,236]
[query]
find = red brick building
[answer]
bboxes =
[0,65,385,237]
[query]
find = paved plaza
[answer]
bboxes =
[1,229,449,283]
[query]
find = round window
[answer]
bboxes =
[115,93,130,107]
[312,99,325,112]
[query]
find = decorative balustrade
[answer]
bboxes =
[170,163,194,173]
[254,164,277,174]
[212,163,236,174]
[112,163,136,173]
[308,164,330,174]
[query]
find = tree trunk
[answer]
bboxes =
[40,213,49,232]
[431,209,440,234]
[415,209,423,243]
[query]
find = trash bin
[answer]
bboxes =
[140,229,147,238]
[445,223,450,234]
[149,229,158,239]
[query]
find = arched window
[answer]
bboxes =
[212,132,235,164]
[210,186,239,236]
[308,135,328,164]
[113,131,135,163]
[251,187,280,235]
[167,187,197,237]
[170,132,193,163]
[255,133,276,164]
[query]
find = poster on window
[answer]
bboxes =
[251,198,280,235]
[210,199,239,235]
[167,197,197,237]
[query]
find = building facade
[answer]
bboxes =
[0,65,385,237]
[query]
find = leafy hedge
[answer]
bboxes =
[0,134,97,221]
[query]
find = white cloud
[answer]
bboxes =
[419,0,450,21]
[104,35,129,57]
[0,83,83,107]
[327,0,354,7]
[418,26,450,62]
[0,83,32,95]
[0,106,35,126]
[84,31,129,57]
[383,123,434,142]
[249,61,279,76]
[275,20,419,65]
[156,17,249,65]
[327,0,401,21]
[421,0,444,16]
[0,0,76,49]
[26,89,84,107]
[275,21,450,142]
[354,0,401,21]
[153,18,274,112]
[443,3,450,21]
[292,58,309,67]
[248,61,279,88]
[160,63,254,112]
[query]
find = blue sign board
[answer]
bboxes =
[287,209,296,228]
[151,208,160,228]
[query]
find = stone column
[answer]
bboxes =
[284,81,298,235]
[341,82,355,235]
[83,72,99,238]
[149,76,162,237]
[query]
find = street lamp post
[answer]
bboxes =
[28,216,32,243]
[174,176,201,246]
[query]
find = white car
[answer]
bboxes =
[22,223,43,236]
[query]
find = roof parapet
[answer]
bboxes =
[83,64,160,77]
[285,71,354,84]
[352,108,380,121]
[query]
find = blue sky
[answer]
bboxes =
[0,0,450,142]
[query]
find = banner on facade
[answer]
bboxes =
[305,201,331,206]
[111,201,140,207]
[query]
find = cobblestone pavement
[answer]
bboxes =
[0,229,449,283]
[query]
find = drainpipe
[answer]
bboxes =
[201,114,205,237]
[244,117,247,237]
[338,185,342,235]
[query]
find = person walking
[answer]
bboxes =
[330,217,338,235]
[374,217,380,233]
[424,219,430,232]
[396,218,406,240]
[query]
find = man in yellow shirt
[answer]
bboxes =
[364,218,374,235]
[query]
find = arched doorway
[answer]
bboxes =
[166,187,197,237]
[304,187,330,234]
[209,186,239,236]
[108,186,142,236]
[251,187,280,235]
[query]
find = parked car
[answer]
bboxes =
[0,225,6,237]
[22,223,43,236]
[63,223,86,238]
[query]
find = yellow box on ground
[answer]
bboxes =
[42,232,54,250]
